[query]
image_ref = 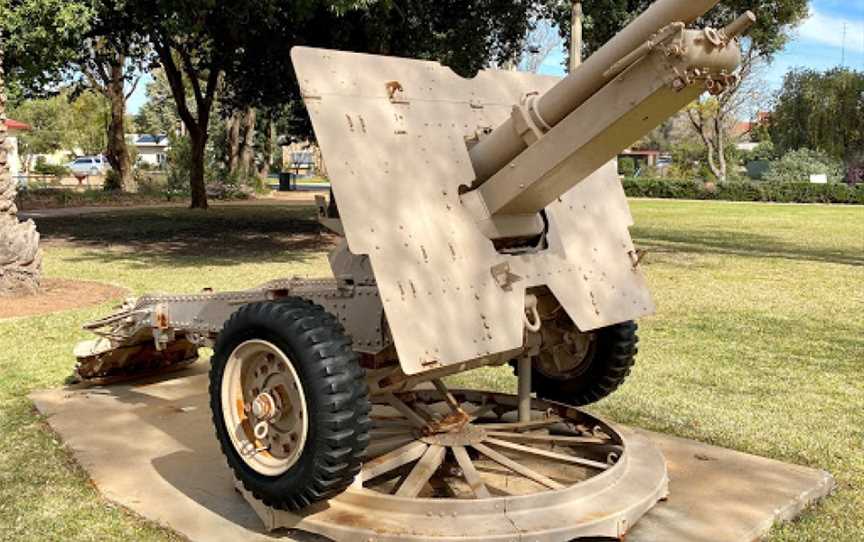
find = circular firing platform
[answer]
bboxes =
[239,389,669,541]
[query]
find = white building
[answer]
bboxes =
[128,134,170,168]
[4,119,30,178]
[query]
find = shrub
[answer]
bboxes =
[165,135,194,197]
[618,156,637,177]
[103,169,123,191]
[33,160,70,176]
[740,141,777,164]
[622,177,863,205]
[135,172,168,197]
[763,149,845,183]
[205,181,252,200]
[621,178,703,199]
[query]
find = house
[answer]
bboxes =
[4,119,30,178]
[128,134,170,167]
[732,111,771,145]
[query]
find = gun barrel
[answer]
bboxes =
[468,0,722,184]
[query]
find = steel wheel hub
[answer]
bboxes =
[251,392,278,420]
[221,339,309,476]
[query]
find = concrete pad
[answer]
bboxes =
[31,368,834,542]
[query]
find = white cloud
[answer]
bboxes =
[796,8,864,51]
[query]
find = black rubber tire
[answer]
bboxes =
[517,321,639,407]
[209,298,371,510]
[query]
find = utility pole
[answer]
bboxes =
[841,23,847,66]
[569,1,583,73]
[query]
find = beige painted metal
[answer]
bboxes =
[239,389,669,541]
[468,0,722,183]
[475,27,743,216]
[292,48,654,375]
[221,339,309,476]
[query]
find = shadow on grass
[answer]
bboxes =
[34,205,335,268]
[32,204,861,268]
[631,226,864,267]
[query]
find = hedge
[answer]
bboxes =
[622,178,864,205]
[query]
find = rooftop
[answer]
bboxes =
[5,119,31,131]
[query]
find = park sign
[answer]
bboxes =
[810,174,828,184]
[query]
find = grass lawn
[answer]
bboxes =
[1,200,861,541]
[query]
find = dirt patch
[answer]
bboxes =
[0,278,127,320]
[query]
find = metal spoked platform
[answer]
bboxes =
[239,388,668,541]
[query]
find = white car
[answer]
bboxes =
[68,155,109,176]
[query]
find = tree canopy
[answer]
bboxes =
[770,68,864,169]
[542,0,808,65]
[10,90,110,168]
[0,0,93,94]
[87,0,553,207]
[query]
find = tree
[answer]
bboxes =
[67,90,111,156]
[135,69,182,137]
[0,0,89,294]
[224,106,257,182]
[770,68,864,173]
[9,95,67,172]
[78,38,146,192]
[2,1,142,192]
[542,0,809,182]
[11,90,111,171]
[102,0,548,209]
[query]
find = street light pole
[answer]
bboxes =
[569,1,583,73]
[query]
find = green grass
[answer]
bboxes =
[1,201,862,540]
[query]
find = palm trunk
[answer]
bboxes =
[0,41,42,294]
[104,58,136,192]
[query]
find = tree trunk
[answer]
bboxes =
[0,42,42,295]
[258,117,274,178]
[104,57,136,192]
[189,131,209,209]
[714,117,727,182]
[238,107,256,181]
[688,108,724,182]
[226,111,241,175]
[153,39,221,210]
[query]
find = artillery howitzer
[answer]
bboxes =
[74,1,752,538]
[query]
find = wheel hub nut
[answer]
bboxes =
[251,392,277,420]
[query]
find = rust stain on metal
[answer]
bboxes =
[385,80,404,100]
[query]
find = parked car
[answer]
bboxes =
[656,154,673,168]
[67,155,109,176]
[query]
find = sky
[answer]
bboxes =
[127,1,864,115]
[535,0,864,105]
